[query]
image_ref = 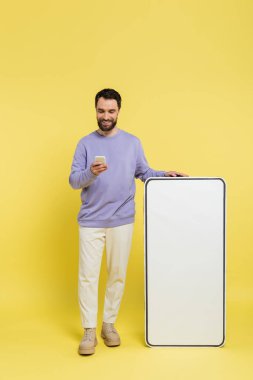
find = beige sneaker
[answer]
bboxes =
[78,328,98,355]
[101,322,121,347]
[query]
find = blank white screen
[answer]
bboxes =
[145,178,225,346]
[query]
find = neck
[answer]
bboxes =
[97,126,119,137]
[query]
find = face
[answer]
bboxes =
[96,97,120,132]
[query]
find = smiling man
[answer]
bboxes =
[69,88,188,355]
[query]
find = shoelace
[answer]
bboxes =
[103,323,117,334]
[84,328,96,341]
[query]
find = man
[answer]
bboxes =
[69,88,188,355]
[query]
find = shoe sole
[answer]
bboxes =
[78,347,95,355]
[101,333,121,347]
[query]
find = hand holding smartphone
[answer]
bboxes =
[90,156,108,176]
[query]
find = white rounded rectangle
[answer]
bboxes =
[144,177,226,347]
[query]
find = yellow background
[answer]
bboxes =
[0,0,252,379]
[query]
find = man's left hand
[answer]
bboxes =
[164,171,189,177]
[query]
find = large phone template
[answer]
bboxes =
[144,178,226,346]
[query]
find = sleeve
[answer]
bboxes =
[134,139,166,182]
[69,140,98,189]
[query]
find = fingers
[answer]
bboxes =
[166,171,189,177]
[91,162,108,176]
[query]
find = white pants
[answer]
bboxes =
[78,223,134,328]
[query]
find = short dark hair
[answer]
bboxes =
[95,88,122,110]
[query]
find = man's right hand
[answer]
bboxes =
[90,162,108,176]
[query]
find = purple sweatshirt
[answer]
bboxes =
[69,128,166,227]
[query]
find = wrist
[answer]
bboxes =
[90,166,97,176]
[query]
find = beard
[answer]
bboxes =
[97,118,117,132]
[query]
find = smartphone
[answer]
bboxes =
[95,155,106,164]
